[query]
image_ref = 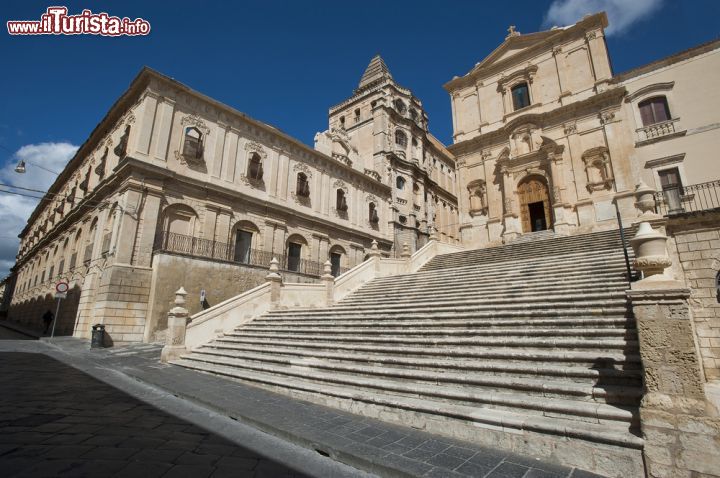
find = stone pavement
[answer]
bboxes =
[0,342,370,477]
[0,332,605,478]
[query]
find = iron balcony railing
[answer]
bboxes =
[153,230,348,277]
[654,180,720,216]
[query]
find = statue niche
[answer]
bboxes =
[582,146,615,192]
[467,180,488,216]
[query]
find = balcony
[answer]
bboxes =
[636,118,684,145]
[153,231,348,277]
[654,180,720,216]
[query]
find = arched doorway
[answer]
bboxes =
[517,176,553,233]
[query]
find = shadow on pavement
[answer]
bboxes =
[0,352,310,477]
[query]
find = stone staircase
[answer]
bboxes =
[173,229,644,475]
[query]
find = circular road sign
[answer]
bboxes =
[56,281,69,294]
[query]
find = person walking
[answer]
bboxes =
[42,309,54,334]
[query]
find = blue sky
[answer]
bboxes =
[0,0,719,277]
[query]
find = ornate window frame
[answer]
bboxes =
[581,146,615,192]
[175,114,210,166]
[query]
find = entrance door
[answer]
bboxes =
[234,230,252,263]
[330,252,341,277]
[518,176,553,233]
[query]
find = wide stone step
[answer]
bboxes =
[197,343,643,386]
[347,280,628,299]
[180,352,640,416]
[364,267,629,292]
[337,292,628,309]
[264,302,631,319]
[212,338,641,366]
[348,280,629,302]
[421,242,628,271]
[383,255,629,282]
[173,358,644,450]
[252,316,635,329]
[220,333,637,350]
[239,326,635,339]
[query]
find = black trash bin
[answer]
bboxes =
[91,324,105,348]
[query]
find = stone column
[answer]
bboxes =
[160,287,188,363]
[627,222,720,477]
[549,153,571,235]
[500,166,520,241]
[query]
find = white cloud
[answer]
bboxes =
[0,142,78,278]
[543,0,663,36]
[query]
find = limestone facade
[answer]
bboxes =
[315,56,459,252]
[8,68,395,344]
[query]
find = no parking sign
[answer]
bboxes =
[55,281,69,299]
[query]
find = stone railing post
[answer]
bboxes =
[626,222,720,477]
[160,287,189,363]
[320,260,334,307]
[428,225,438,242]
[401,242,411,272]
[368,239,382,273]
[265,257,283,307]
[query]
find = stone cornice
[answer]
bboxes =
[116,157,393,247]
[444,13,608,92]
[447,87,627,156]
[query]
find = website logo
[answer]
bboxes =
[7,6,151,36]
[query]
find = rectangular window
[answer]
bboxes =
[659,167,684,214]
[287,243,302,272]
[511,83,530,110]
[330,252,341,277]
[639,97,671,126]
[234,230,253,264]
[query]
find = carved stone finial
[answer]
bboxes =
[174,287,187,306]
[429,225,438,241]
[634,180,661,221]
[368,240,382,259]
[323,260,332,276]
[630,222,672,279]
[401,242,411,258]
[506,25,520,38]
[269,257,280,273]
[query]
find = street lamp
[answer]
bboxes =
[13,159,59,175]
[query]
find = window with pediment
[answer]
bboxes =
[511,83,531,110]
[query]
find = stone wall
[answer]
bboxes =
[147,253,318,339]
[668,214,720,381]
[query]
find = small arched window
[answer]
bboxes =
[409,109,418,121]
[511,83,531,110]
[247,153,264,180]
[395,130,407,148]
[394,99,406,114]
[368,202,379,224]
[296,172,310,197]
[336,189,348,212]
[638,96,671,126]
[396,176,406,190]
[182,127,203,159]
[354,109,360,123]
